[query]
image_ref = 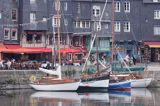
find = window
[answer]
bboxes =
[52,16,60,27]
[115,1,120,12]
[153,0,159,2]
[64,19,68,26]
[124,21,130,32]
[93,6,100,17]
[11,29,17,40]
[67,53,72,61]
[114,21,121,32]
[0,12,2,19]
[75,21,90,28]
[154,26,160,35]
[64,2,68,11]
[97,23,101,31]
[30,0,36,4]
[12,9,17,21]
[77,3,80,14]
[86,21,90,28]
[30,12,36,23]
[4,28,10,40]
[43,17,47,22]
[124,1,130,13]
[55,1,60,11]
[34,34,42,43]
[154,10,160,19]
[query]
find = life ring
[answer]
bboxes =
[29,75,36,82]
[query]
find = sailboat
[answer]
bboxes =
[109,0,151,88]
[29,0,80,91]
[77,1,110,91]
[108,0,132,91]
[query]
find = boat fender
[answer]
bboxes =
[29,75,36,82]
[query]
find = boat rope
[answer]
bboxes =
[82,0,109,72]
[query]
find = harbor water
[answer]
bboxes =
[0,88,160,106]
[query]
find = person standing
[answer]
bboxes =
[132,54,136,65]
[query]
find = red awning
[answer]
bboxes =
[5,44,21,49]
[144,41,160,48]
[59,48,81,54]
[3,48,52,54]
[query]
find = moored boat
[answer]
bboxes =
[110,74,152,88]
[131,78,152,88]
[78,73,110,92]
[109,80,131,91]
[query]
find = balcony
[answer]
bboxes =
[21,41,46,48]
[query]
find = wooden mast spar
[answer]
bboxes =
[56,0,61,65]
[111,0,115,63]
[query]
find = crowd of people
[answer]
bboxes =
[0,59,41,70]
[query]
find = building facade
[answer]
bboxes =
[0,0,160,62]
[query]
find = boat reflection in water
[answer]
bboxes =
[30,92,110,106]
[109,88,154,105]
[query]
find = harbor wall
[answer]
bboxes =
[0,66,160,90]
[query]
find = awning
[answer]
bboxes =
[144,41,160,48]
[3,48,52,54]
[59,48,81,54]
[0,44,52,54]
[5,44,21,49]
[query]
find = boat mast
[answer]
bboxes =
[56,0,61,65]
[111,0,115,63]
[96,34,99,71]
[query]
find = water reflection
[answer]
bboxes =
[30,92,109,106]
[0,88,160,106]
[109,88,155,106]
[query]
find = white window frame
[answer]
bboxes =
[64,2,68,11]
[97,22,101,31]
[30,12,36,23]
[115,1,121,12]
[124,1,130,13]
[85,21,90,28]
[154,26,160,35]
[11,28,18,40]
[75,21,90,28]
[4,28,10,40]
[30,0,36,4]
[153,0,158,2]
[124,21,130,32]
[154,10,160,19]
[93,6,101,17]
[0,12,2,19]
[55,1,60,11]
[52,16,60,27]
[114,21,121,32]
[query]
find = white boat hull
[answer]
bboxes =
[79,79,109,88]
[29,81,80,91]
[131,78,152,88]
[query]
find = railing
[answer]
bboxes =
[21,42,46,48]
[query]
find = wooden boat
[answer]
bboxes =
[29,0,80,91]
[78,72,110,92]
[131,78,152,88]
[109,80,131,91]
[30,64,80,91]
[111,74,152,88]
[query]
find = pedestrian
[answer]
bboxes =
[132,55,136,65]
